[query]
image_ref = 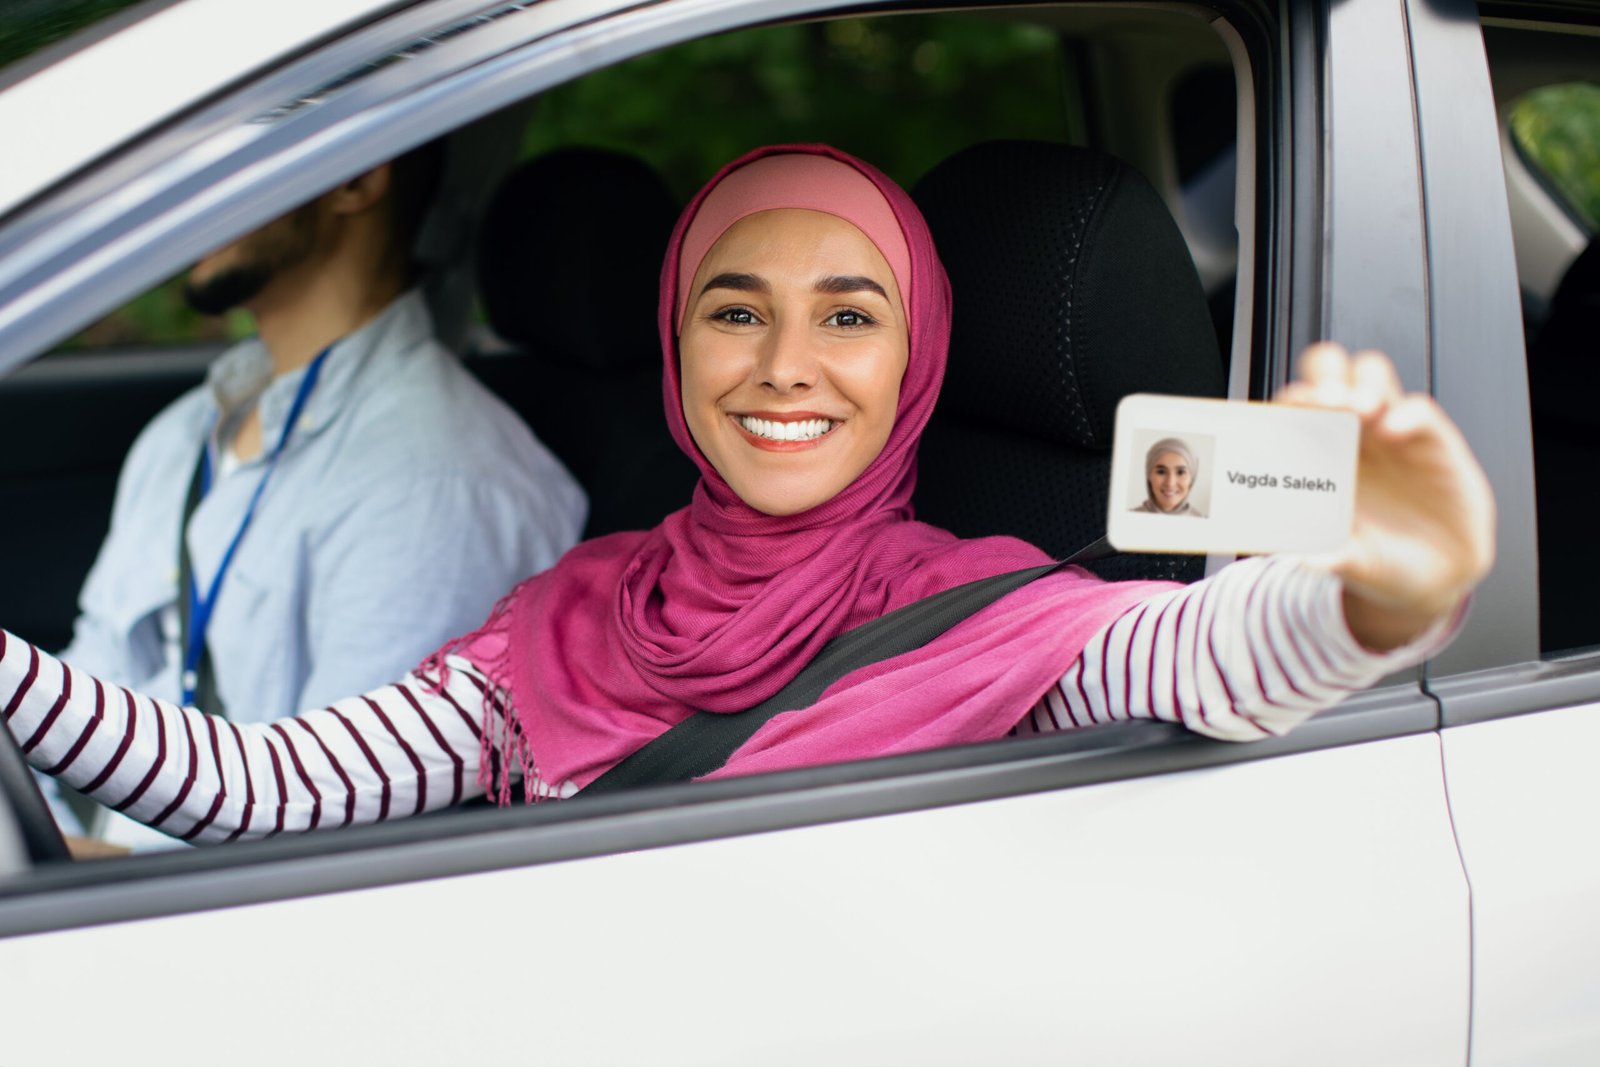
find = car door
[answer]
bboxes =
[0,0,1475,1062]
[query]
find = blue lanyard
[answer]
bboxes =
[182,346,332,705]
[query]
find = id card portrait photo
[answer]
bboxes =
[1106,394,1359,556]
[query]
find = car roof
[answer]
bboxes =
[0,0,406,219]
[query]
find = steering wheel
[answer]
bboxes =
[0,716,72,863]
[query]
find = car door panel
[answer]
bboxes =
[0,734,1468,1065]
[1441,704,1600,1067]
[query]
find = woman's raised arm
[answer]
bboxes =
[1016,555,1457,742]
[1016,344,1489,740]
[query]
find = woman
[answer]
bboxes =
[1133,437,1204,516]
[1,145,1493,842]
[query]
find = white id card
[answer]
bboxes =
[1106,394,1359,556]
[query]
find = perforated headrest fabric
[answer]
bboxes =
[913,141,1223,451]
[477,147,679,372]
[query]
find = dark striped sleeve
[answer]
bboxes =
[0,632,557,843]
[1014,557,1462,742]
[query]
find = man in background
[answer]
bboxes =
[54,142,585,848]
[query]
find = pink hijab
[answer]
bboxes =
[441,144,1174,796]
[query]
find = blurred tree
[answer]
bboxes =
[520,15,1069,195]
[1512,82,1600,228]
[62,277,252,351]
[0,0,146,72]
[57,11,1069,349]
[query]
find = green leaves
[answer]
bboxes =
[1511,83,1600,228]
[0,0,145,73]
[518,15,1069,196]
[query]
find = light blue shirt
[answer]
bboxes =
[62,290,585,721]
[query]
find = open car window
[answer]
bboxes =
[0,0,1457,928]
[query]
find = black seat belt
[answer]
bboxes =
[581,536,1114,796]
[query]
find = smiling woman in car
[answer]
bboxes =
[0,144,1495,842]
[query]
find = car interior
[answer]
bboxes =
[0,5,1243,650]
[0,3,1252,869]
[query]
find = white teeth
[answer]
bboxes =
[738,416,835,441]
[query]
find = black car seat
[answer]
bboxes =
[1527,235,1600,652]
[912,140,1226,582]
[470,147,698,537]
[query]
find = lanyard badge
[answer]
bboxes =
[181,345,332,707]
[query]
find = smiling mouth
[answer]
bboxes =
[736,415,837,442]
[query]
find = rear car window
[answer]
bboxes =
[1500,76,1600,654]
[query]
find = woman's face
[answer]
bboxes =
[679,207,909,517]
[1148,451,1194,512]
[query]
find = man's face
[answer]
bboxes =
[183,205,318,315]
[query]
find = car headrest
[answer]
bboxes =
[477,147,678,373]
[1529,235,1600,443]
[913,140,1223,450]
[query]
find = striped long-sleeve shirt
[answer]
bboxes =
[2,557,1451,845]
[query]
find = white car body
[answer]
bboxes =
[0,0,1595,1063]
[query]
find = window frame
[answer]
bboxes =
[0,0,1464,936]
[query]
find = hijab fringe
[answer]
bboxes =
[415,579,550,807]
[474,676,554,806]
[416,579,523,695]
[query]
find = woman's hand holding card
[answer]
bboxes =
[1279,343,1496,651]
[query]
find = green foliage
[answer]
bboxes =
[1511,83,1600,228]
[61,277,253,351]
[520,15,1069,195]
[0,0,146,72]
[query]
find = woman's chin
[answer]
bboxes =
[743,489,835,517]
[721,452,882,518]
[729,470,852,517]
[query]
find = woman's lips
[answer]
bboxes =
[731,412,839,452]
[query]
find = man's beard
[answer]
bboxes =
[182,205,316,316]
[182,262,273,316]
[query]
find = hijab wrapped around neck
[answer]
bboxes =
[440,144,1175,796]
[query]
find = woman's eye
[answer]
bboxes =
[711,307,760,326]
[825,309,877,328]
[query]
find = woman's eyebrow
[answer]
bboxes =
[700,272,768,297]
[815,274,888,299]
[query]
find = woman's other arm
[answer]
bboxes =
[1,631,567,844]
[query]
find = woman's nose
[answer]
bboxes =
[755,318,819,392]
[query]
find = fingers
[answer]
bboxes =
[1374,394,1435,438]
[1293,342,1350,404]
[1350,350,1402,416]
[1284,344,1402,417]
